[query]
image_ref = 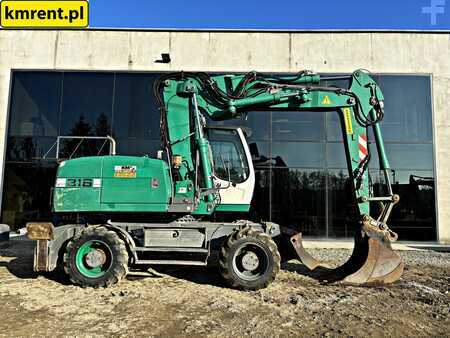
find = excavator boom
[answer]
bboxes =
[155,70,404,285]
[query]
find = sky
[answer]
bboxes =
[89,0,450,30]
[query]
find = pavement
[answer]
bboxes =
[302,239,450,252]
[6,229,450,252]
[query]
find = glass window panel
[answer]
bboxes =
[327,142,348,169]
[1,162,58,230]
[327,75,433,144]
[327,169,354,238]
[271,168,326,237]
[369,170,436,241]
[369,143,434,170]
[113,73,161,139]
[210,111,270,141]
[211,140,249,182]
[9,72,62,137]
[324,77,351,90]
[376,75,432,143]
[248,141,270,169]
[58,138,112,159]
[272,111,324,141]
[2,71,437,241]
[208,129,250,183]
[116,138,161,157]
[271,142,325,168]
[250,168,271,221]
[6,137,57,162]
[326,111,345,142]
[60,73,114,136]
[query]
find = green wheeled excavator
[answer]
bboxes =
[27,70,403,290]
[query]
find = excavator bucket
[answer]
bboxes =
[290,230,404,285]
[290,233,329,270]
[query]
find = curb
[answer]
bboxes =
[0,224,10,242]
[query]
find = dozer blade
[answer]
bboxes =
[290,231,404,286]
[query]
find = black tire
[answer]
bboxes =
[219,227,281,290]
[63,226,129,288]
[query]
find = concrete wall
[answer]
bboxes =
[0,29,449,242]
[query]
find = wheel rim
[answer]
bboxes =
[232,242,270,281]
[75,240,113,278]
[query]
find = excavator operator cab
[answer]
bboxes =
[206,126,255,210]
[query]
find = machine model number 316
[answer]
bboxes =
[67,178,93,187]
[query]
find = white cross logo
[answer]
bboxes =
[422,0,446,25]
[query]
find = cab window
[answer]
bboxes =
[208,128,249,184]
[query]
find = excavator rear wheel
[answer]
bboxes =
[219,227,280,290]
[63,226,129,288]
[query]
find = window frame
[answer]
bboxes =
[2,69,437,240]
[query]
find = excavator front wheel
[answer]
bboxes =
[219,227,280,290]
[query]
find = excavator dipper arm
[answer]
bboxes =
[154,70,403,285]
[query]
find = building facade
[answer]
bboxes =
[0,29,448,243]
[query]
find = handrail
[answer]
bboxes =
[43,135,117,160]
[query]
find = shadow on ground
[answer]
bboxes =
[0,237,227,287]
[0,237,37,279]
[1,236,341,288]
[282,262,334,281]
[134,265,226,287]
[0,237,72,285]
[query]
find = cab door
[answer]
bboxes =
[207,127,255,211]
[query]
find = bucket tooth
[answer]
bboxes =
[290,230,404,286]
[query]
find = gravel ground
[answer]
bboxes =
[0,237,449,338]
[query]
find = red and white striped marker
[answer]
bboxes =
[358,134,368,162]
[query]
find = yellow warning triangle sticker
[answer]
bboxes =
[322,95,331,105]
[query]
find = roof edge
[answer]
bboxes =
[1,27,450,34]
